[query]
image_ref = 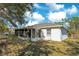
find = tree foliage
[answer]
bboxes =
[0,3,33,27]
[0,19,9,32]
[67,17,79,37]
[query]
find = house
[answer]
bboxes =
[15,23,68,41]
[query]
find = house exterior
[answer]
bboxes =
[15,23,68,41]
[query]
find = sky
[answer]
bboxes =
[5,3,79,28]
[24,3,79,27]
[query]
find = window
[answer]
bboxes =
[32,29,35,38]
[28,29,31,38]
[38,30,41,38]
[47,28,51,36]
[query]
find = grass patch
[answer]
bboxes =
[0,34,79,56]
[19,39,79,56]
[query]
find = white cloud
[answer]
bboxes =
[46,3,64,11]
[48,11,66,22]
[27,20,38,26]
[24,11,32,22]
[33,12,45,21]
[25,12,45,26]
[63,22,70,29]
[24,10,45,22]
[16,22,19,26]
[33,3,41,8]
[24,11,31,18]
[65,5,78,15]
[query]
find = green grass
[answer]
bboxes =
[0,34,79,56]
[0,34,31,56]
[19,39,79,56]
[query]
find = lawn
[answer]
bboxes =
[0,34,79,56]
[19,39,79,56]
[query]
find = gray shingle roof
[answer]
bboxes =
[27,23,63,29]
[15,23,64,30]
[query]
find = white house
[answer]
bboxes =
[15,23,68,41]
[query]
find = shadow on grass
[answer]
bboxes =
[18,40,69,56]
[18,42,52,56]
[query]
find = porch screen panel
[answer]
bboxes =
[32,29,35,38]
[38,29,41,38]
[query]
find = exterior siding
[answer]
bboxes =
[31,28,68,41]
[40,28,62,41]
[41,29,48,40]
[51,28,62,41]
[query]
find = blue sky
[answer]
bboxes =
[25,3,79,26]
[8,3,79,28]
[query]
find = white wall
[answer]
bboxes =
[51,28,62,41]
[41,29,48,40]
[31,28,68,41]
[41,28,62,41]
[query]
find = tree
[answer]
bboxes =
[0,3,33,27]
[67,17,79,37]
[0,19,9,32]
